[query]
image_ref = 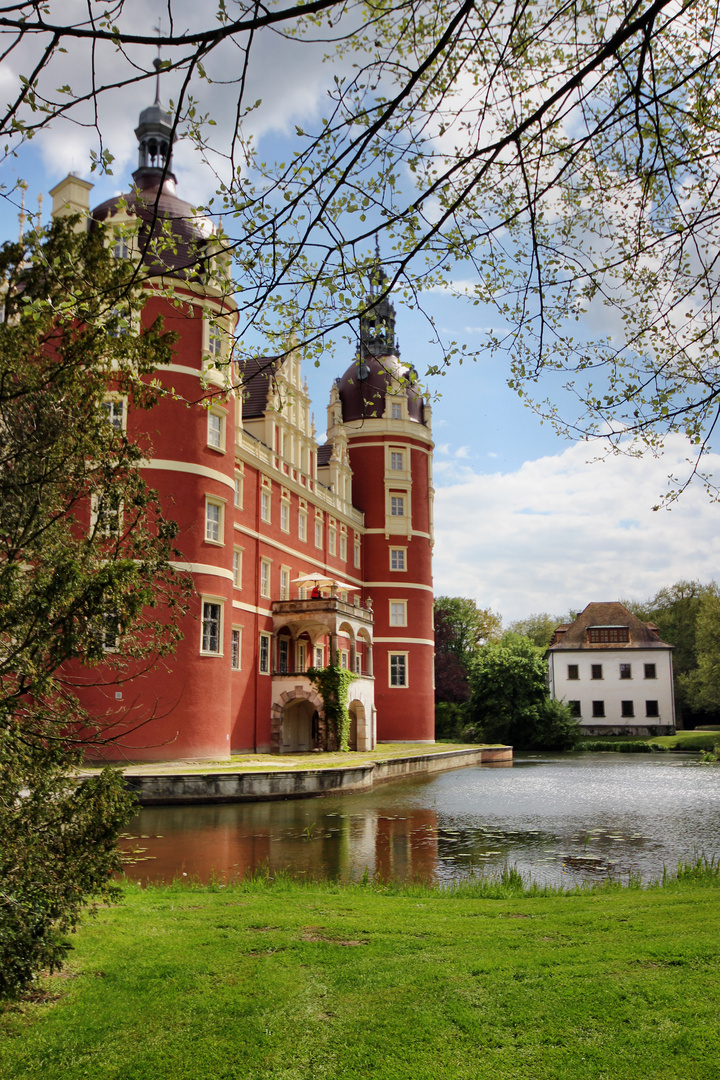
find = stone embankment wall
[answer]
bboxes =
[125,746,512,806]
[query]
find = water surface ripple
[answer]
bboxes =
[120,753,720,887]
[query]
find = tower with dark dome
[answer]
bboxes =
[46,103,435,759]
[326,266,436,743]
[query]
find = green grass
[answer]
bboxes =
[3,866,720,1079]
[580,731,720,752]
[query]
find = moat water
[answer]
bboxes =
[120,753,720,888]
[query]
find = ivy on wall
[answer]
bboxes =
[307,663,356,751]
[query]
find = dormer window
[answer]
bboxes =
[587,626,629,644]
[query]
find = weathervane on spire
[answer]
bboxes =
[153,20,163,104]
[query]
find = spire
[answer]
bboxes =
[133,38,176,187]
[359,242,400,358]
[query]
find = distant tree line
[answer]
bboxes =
[434,581,720,749]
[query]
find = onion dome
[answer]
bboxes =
[91,63,214,277]
[337,353,425,425]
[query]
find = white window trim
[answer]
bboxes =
[205,496,225,546]
[231,626,242,670]
[259,631,272,674]
[389,599,408,627]
[280,499,290,533]
[232,546,243,589]
[234,471,244,509]
[260,490,271,524]
[389,651,409,688]
[200,595,224,656]
[314,521,323,549]
[260,558,272,599]
[207,408,226,453]
[390,547,407,572]
[279,564,291,601]
[298,511,308,542]
[103,395,127,432]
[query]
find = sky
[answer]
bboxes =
[1,3,718,624]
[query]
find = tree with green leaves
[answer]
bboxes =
[0,216,187,998]
[506,613,565,651]
[467,634,580,751]
[3,2,720,500]
[680,592,720,717]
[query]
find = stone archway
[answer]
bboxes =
[270,685,324,754]
[348,699,365,752]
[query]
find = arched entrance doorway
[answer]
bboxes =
[281,698,314,753]
[348,699,366,752]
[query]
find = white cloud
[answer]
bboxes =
[433,436,720,623]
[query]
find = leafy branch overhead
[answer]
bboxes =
[3,1,720,495]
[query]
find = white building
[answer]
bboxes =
[547,602,675,736]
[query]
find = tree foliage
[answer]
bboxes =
[681,593,720,715]
[468,634,580,751]
[3,2,720,496]
[0,217,188,998]
[627,580,720,725]
[434,596,501,705]
[506,613,564,651]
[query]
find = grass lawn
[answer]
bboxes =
[2,869,720,1080]
[580,731,720,752]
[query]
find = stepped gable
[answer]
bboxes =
[337,354,425,424]
[548,602,670,650]
[238,356,281,420]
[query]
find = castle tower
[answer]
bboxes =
[334,265,435,742]
[53,85,239,760]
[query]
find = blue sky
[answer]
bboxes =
[2,7,718,623]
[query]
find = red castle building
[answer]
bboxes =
[48,90,435,760]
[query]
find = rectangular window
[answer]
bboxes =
[592,700,605,718]
[390,496,404,517]
[621,700,635,718]
[355,654,361,674]
[390,601,407,626]
[391,402,402,420]
[390,451,404,471]
[354,539,361,568]
[315,646,324,668]
[259,633,271,674]
[591,664,603,680]
[103,398,125,430]
[234,473,243,508]
[390,548,405,571]
[92,491,123,538]
[340,650,349,670]
[201,601,222,654]
[280,502,290,532]
[588,627,629,644]
[208,322,223,357]
[298,512,307,541]
[569,700,581,717]
[98,612,119,652]
[567,664,579,680]
[340,534,347,561]
[208,412,223,449]
[644,664,657,679]
[280,568,290,601]
[278,638,290,674]
[328,528,336,556]
[231,628,241,670]
[315,521,323,548]
[260,559,271,598]
[620,663,632,680]
[297,642,307,671]
[390,653,408,687]
[260,491,271,523]
[646,700,659,718]
[232,548,242,588]
[205,500,222,543]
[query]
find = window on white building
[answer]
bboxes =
[621,700,634,717]
[592,700,605,717]
[567,664,579,680]
[646,700,659,717]
[591,664,603,680]
[644,664,657,679]
[619,663,632,680]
